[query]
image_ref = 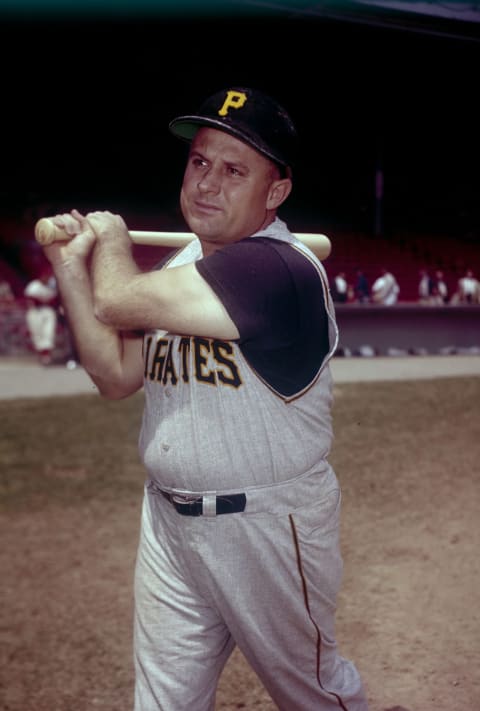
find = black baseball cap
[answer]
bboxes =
[169,87,298,169]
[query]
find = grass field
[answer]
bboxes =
[1,377,479,710]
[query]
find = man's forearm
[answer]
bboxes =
[53,256,127,383]
[90,233,141,328]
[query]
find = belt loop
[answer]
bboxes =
[202,494,217,517]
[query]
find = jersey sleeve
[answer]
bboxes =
[196,237,331,397]
[196,238,298,342]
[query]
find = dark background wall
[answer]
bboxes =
[1,1,479,242]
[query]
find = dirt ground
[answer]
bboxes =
[1,365,479,711]
[3,447,478,711]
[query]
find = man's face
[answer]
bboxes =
[180,127,283,253]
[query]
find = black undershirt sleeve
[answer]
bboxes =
[195,237,330,397]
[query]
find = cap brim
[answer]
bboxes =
[169,115,289,167]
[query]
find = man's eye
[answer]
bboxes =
[228,166,241,176]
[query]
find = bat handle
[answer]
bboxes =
[35,218,70,246]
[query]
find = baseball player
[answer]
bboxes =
[23,268,58,365]
[42,87,368,710]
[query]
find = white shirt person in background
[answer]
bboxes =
[457,268,479,304]
[24,268,58,365]
[331,270,349,303]
[371,267,400,305]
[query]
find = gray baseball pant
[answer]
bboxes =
[133,465,368,710]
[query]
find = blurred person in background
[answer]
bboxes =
[417,268,434,304]
[331,270,349,303]
[354,269,370,303]
[456,268,479,304]
[0,277,15,303]
[371,267,400,305]
[24,267,58,365]
[432,269,449,304]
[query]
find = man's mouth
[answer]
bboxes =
[193,201,222,215]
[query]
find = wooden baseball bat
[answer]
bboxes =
[34,218,331,260]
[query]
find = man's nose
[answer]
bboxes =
[197,166,221,193]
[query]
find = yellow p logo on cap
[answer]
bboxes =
[218,91,247,116]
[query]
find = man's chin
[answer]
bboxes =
[187,216,221,241]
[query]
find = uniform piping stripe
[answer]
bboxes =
[289,514,350,711]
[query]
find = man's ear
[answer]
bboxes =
[266,178,292,210]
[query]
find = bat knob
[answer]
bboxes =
[35,218,62,245]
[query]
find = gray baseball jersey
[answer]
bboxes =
[138,218,339,492]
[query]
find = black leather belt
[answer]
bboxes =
[161,490,246,516]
